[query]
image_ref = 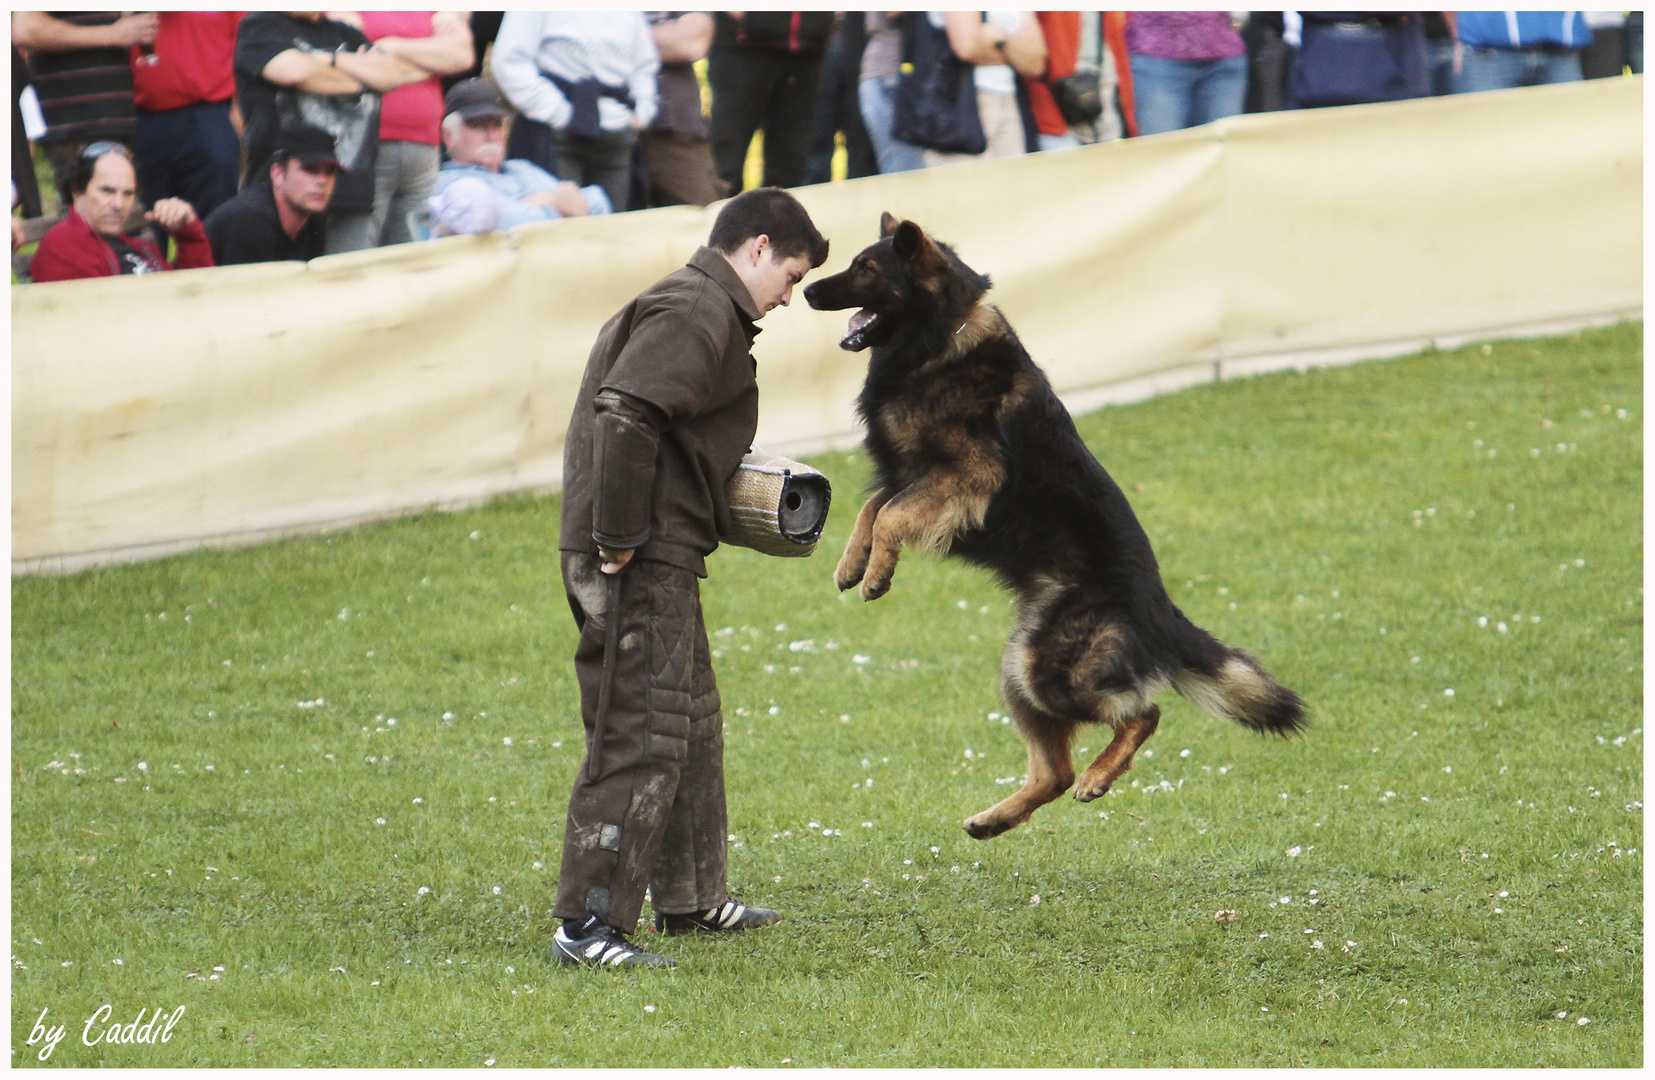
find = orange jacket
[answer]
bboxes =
[1027,11,1082,137]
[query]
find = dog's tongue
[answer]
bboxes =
[847,309,873,336]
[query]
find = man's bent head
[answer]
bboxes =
[709,187,829,269]
[710,188,829,316]
[69,143,137,239]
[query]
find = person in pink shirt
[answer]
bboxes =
[350,11,474,245]
[1125,11,1247,136]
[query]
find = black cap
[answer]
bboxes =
[271,124,339,168]
[443,78,512,121]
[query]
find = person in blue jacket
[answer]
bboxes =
[1455,11,1593,92]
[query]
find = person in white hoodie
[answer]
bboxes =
[490,11,659,213]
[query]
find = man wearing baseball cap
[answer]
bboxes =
[428,78,611,236]
[204,124,340,266]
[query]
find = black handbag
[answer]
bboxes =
[893,15,986,155]
[1048,70,1104,126]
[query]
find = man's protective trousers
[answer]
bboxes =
[552,552,728,932]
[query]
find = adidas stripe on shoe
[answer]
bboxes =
[654,898,781,935]
[552,916,675,969]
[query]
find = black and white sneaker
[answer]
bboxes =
[552,916,675,969]
[654,898,781,935]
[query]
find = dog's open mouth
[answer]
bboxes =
[841,309,877,351]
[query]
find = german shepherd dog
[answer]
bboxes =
[804,214,1306,840]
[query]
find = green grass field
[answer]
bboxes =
[11,323,1642,1067]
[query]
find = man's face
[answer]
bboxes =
[73,153,137,239]
[445,115,508,171]
[272,159,338,215]
[742,245,814,315]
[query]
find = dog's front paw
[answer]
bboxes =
[859,573,892,602]
[834,561,865,592]
[834,546,869,591]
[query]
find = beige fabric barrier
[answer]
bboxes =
[12,77,1641,574]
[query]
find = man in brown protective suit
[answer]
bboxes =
[552,187,829,968]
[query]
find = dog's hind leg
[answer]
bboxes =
[1073,704,1160,802]
[964,695,1077,840]
[835,490,889,592]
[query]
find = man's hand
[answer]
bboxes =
[598,547,634,575]
[523,182,590,217]
[109,12,160,48]
[333,41,432,92]
[146,198,198,232]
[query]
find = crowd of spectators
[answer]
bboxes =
[12,11,1643,284]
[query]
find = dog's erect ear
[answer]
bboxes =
[892,220,931,262]
[879,211,900,237]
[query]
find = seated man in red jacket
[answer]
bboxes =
[30,142,214,282]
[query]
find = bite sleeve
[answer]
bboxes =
[591,389,665,551]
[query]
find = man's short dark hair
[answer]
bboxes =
[708,187,829,268]
[67,141,132,198]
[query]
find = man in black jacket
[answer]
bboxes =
[551,187,828,969]
[204,125,336,266]
[232,10,427,253]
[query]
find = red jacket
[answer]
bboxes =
[30,206,215,283]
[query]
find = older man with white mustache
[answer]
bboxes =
[427,78,611,236]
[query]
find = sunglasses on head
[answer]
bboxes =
[80,141,133,162]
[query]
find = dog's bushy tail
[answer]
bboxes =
[1172,647,1307,736]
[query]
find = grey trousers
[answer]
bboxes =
[553,552,728,932]
[324,209,378,255]
[369,139,439,246]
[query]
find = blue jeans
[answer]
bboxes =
[857,74,925,174]
[1455,46,1583,93]
[1129,53,1247,135]
[1426,38,1458,95]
